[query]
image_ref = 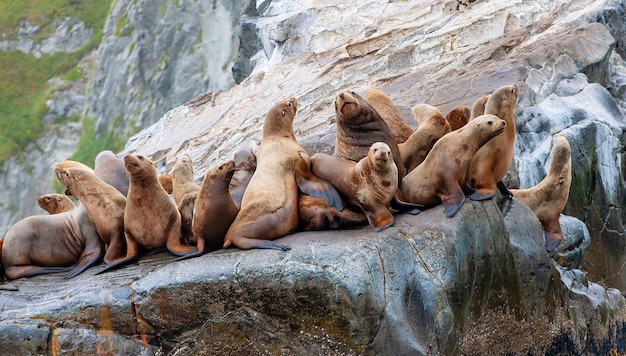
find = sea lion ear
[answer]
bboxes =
[282,110,286,116]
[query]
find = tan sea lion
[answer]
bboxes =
[298,195,367,231]
[511,135,572,251]
[311,142,400,231]
[470,94,490,119]
[54,160,94,196]
[229,148,257,209]
[445,105,470,131]
[96,154,196,273]
[55,166,127,265]
[94,150,130,196]
[364,88,414,143]
[400,114,506,217]
[172,153,201,244]
[333,90,406,180]
[399,104,451,173]
[468,84,519,200]
[1,203,104,279]
[177,161,239,260]
[224,97,343,251]
[37,193,75,214]
[159,174,174,195]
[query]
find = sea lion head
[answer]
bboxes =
[159,174,174,194]
[369,142,393,170]
[37,193,74,214]
[470,114,507,143]
[488,84,519,111]
[56,167,94,197]
[263,97,298,138]
[124,154,156,180]
[550,134,571,176]
[446,105,470,131]
[206,160,236,184]
[173,153,194,181]
[233,149,257,171]
[335,91,365,122]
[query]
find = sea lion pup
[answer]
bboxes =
[37,193,75,214]
[224,97,342,251]
[55,166,127,265]
[96,154,196,273]
[511,135,572,251]
[333,90,406,181]
[400,114,506,218]
[399,104,451,173]
[311,142,401,231]
[445,105,471,131]
[159,174,174,195]
[298,195,367,231]
[175,161,239,261]
[470,94,490,119]
[94,150,130,196]
[229,148,257,209]
[467,84,519,200]
[364,88,414,143]
[1,203,104,279]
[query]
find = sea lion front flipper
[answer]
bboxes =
[296,173,344,211]
[364,205,394,232]
[231,236,291,251]
[440,184,466,218]
[468,189,496,201]
[497,181,514,198]
[390,195,423,215]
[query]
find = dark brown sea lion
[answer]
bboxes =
[37,193,75,214]
[399,104,451,173]
[159,174,174,195]
[445,105,471,131]
[224,98,342,251]
[468,84,519,200]
[511,135,572,251]
[364,88,414,143]
[400,114,506,217]
[298,195,367,231]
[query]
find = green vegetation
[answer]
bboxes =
[68,116,128,167]
[114,12,132,37]
[0,0,112,162]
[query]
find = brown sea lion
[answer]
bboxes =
[399,104,451,173]
[224,97,342,251]
[470,94,490,120]
[55,166,127,265]
[400,114,506,217]
[1,203,104,279]
[229,148,257,209]
[445,105,471,131]
[364,88,414,143]
[298,195,367,231]
[468,84,519,200]
[96,154,196,273]
[37,193,75,214]
[94,150,130,196]
[511,135,572,251]
[54,160,94,196]
[159,174,174,195]
[311,142,400,231]
[176,161,239,260]
[333,90,406,180]
[172,153,201,243]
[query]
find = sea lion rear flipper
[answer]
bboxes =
[390,195,423,215]
[231,236,291,251]
[496,181,514,198]
[9,266,72,280]
[462,183,475,195]
[441,186,466,218]
[65,236,105,278]
[468,190,496,201]
[296,174,344,211]
[365,206,394,232]
[94,255,139,275]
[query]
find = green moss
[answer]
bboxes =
[114,13,132,37]
[68,116,127,167]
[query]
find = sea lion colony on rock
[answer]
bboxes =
[0,84,572,281]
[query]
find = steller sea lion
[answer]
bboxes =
[511,134,572,251]
[229,148,257,209]
[468,84,519,200]
[400,114,506,218]
[298,195,367,231]
[364,88,414,143]
[333,90,406,181]
[399,104,451,174]
[224,97,342,251]
[94,150,130,196]
[470,94,490,120]
[172,153,201,244]
[96,154,196,274]
[311,142,400,231]
[445,105,471,131]
[159,174,174,195]
[37,193,75,214]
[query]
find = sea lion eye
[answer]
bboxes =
[351,91,356,95]
[282,110,286,116]
[138,155,144,160]
[219,165,224,170]
[488,120,493,125]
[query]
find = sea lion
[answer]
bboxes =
[54,160,94,196]
[511,135,572,251]
[333,90,406,180]
[399,104,451,173]
[96,154,196,273]
[224,97,342,251]
[298,195,367,231]
[172,153,200,205]
[470,94,490,119]
[1,203,104,279]
[94,150,130,196]
[445,105,470,131]
[467,84,519,200]
[400,114,506,217]
[55,166,127,264]
[311,142,399,231]
[177,161,239,260]
[159,174,174,195]
[37,193,75,214]
[364,88,414,143]
[229,148,257,209]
